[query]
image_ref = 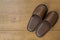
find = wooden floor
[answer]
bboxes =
[0,0,60,40]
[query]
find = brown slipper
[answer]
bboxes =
[27,4,48,32]
[36,11,58,37]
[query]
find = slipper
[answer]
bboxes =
[27,4,48,32]
[36,11,58,37]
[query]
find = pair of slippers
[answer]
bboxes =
[27,4,58,37]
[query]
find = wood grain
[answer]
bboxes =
[0,0,60,40]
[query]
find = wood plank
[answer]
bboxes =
[0,31,60,40]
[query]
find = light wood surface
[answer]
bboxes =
[0,0,60,40]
